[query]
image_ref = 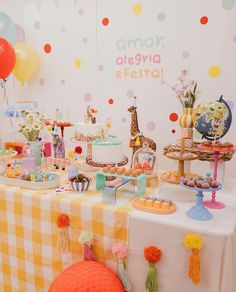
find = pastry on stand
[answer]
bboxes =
[180,176,222,221]
[161,151,198,184]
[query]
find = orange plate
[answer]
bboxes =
[132,199,176,215]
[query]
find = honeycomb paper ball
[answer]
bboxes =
[49,261,125,292]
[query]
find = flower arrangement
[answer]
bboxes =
[162,69,199,108]
[18,110,45,141]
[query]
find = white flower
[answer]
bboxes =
[33,123,40,130]
[27,113,34,120]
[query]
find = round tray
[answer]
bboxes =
[198,143,236,153]
[166,151,198,161]
[132,198,176,215]
[0,172,60,190]
[160,171,197,185]
[71,137,97,144]
[180,180,222,192]
[86,155,128,168]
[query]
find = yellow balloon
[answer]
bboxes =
[13,43,39,85]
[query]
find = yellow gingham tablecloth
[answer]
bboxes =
[0,180,132,291]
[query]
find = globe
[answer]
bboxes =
[194,96,232,140]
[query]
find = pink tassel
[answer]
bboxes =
[84,243,97,261]
[79,231,97,261]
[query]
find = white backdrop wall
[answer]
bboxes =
[0,0,236,178]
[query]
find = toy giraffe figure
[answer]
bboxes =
[128,106,157,167]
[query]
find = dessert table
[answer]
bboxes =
[128,179,236,292]
[0,174,236,292]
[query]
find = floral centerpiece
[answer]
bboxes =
[163,70,200,130]
[18,110,45,166]
[18,110,45,141]
[163,69,199,108]
[173,70,199,108]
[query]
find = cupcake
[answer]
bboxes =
[131,169,139,177]
[161,201,170,210]
[210,180,219,188]
[117,168,124,175]
[196,179,203,188]
[224,142,234,151]
[109,167,116,174]
[154,200,162,209]
[201,182,210,189]
[103,167,109,173]
[124,169,132,176]
[139,198,146,205]
[187,180,195,188]
[146,199,153,207]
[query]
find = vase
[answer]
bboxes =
[179,108,194,146]
[179,107,194,128]
[29,141,42,166]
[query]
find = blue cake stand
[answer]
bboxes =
[180,181,222,221]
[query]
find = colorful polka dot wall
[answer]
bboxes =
[133,4,143,15]
[74,59,82,68]
[200,16,208,25]
[108,98,114,105]
[44,43,52,54]
[102,17,109,26]
[169,113,178,122]
[209,66,221,78]
[19,0,236,180]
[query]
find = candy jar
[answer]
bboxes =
[133,142,156,175]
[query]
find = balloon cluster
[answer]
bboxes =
[0,11,39,86]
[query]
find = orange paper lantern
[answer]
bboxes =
[49,261,125,292]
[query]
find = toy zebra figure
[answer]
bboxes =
[52,126,65,169]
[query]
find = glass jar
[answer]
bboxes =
[133,142,156,175]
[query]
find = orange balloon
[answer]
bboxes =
[0,37,16,79]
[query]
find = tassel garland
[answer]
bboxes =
[56,213,70,252]
[184,234,203,285]
[79,231,97,261]
[144,246,162,292]
[112,242,131,291]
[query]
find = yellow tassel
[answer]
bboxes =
[184,234,202,285]
[189,250,200,284]
[135,136,140,147]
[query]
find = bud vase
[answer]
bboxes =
[179,107,194,128]
[29,141,42,166]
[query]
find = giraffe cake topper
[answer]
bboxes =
[128,97,157,167]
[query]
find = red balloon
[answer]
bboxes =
[0,37,16,79]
